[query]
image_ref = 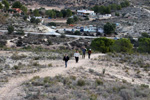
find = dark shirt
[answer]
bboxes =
[63,56,69,62]
[88,50,92,54]
[82,48,86,54]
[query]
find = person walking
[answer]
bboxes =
[82,47,87,59]
[88,49,92,59]
[74,50,80,63]
[63,54,69,68]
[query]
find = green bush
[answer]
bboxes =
[73,16,79,22]
[46,10,56,18]
[110,38,133,53]
[141,84,149,88]
[0,40,6,48]
[120,0,130,8]
[47,22,56,26]
[115,12,120,16]
[35,19,41,24]
[2,0,9,10]
[92,1,129,14]
[12,65,20,70]
[91,38,115,53]
[67,18,74,24]
[95,79,103,85]
[77,79,85,86]
[74,31,81,35]
[30,17,41,24]
[12,1,22,8]
[33,9,40,16]
[0,3,3,9]
[141,32,149,38]
[85,16,89,20]
[138,38,150,53]
[104,22,116,35]
[15,30,25,35]
[23,15,28,21]
[90,94,97,100]
[7,25,14,34]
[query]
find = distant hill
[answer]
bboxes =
[8,0,149,8]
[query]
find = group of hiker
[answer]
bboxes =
[63,47,92,68]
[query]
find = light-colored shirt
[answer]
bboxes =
[74,53,80,57]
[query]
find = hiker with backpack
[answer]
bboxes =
[63,54,69,68]
[74,50,80,63]
[82,47,87,59]
[88,49,92,59]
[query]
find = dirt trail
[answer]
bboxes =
[0,53,104,100]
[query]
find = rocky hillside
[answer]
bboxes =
[10,0,149,7]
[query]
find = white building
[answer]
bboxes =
[77,10,96,16]
[98,14,112,19]
[83,25,97,32]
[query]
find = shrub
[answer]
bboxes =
[119,89,134,100]
[90,94,97,100]
[35,19,41,24]
[73,16,79,22]
[15,30,25,35]
[23,15,28,21]
[117,5,122,10]
[11,54,27,60]
[89,69,94,73]
[2,0,9,10]
[141,32,149,38]
[30,17,36,23]
[32,62,40,66]
[7,25,14,34]
[60,34,66,38]
[138,38,150,53]
[0,3,3,9]
[67,18,74,24]
[115,12,120,16]
[47,40,52,45]
[30,17,41,24]
[0,40,6,48]
[33,9,40,16]
[77,79,85,86]
[120,0,130,8]
[91,38,115,53]
[74,31,81,35]
[21,5,27,14]
[104,22,116,35]
[95,79,103,85]
[44,77,50,83]
[32,76,40,80]
[47,22,56,26]
[12,1,22,8]
[85,16,89,20]
[110,38,133,53]
[70,76,76,80]
[48,63,52,67]
[12,65,20,70]
[141,84,149,88]
[102,69,105,74]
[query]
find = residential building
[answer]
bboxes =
[12,8,22,14]
[98,14,112,19]
[77,10,96,16]
[80,25,97,32]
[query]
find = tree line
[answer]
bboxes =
[91,33,150,53]
[91,0,130,14]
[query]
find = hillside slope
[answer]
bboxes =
[10,0,149,7]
